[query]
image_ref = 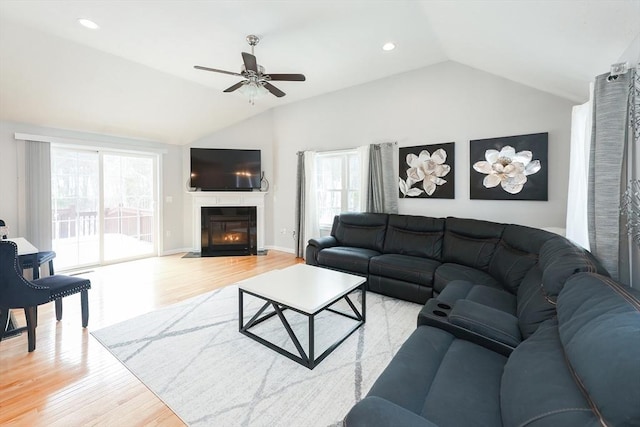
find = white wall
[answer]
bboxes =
[0,121,185,253]
[269,61,575,251]
[183,112,276,249]
[1,61,578,256]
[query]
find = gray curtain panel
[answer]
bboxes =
[25,140,52,251]
[622,69,639,286]
[294,151,306,258]
[588,70,638,283]
[367,142,398,214]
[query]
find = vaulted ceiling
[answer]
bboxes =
[0,0,638,145]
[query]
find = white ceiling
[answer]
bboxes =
[0,0,638,145]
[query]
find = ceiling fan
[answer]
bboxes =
[194,35,305,103]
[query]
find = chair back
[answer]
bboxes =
[0,240,49,309]
[0,219,7,239]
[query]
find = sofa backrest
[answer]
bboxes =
[515,235,608,338]
[331,213,388,252]
[515,266,555,338]
[488,224,554,294]
[442,217,505,271]
[501,273,640,426]
[538,236,609,298]
[383,214,445,260]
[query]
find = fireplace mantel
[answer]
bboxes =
[188,191,267,253]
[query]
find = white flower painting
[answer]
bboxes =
[472,146,541,194]
[470,133,548,201]
[399,143,455,199]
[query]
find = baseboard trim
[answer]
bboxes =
[162,247,192,256]
[265,245,295,254]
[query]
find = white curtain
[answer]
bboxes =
[357,145,370,212]
[25,140,52,251]
[566,84,593,250]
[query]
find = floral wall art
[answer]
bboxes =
[399,143,455,199]
[470,132,548,200]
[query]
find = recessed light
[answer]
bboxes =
[78,18,99,30]
[382,42,396,51]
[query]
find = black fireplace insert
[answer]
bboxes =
[201,207,257,256]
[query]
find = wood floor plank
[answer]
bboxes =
[0,251,301,426]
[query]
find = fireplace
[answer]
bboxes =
[201,207,257,256]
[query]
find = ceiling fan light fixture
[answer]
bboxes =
[238,82,268,105]
[382,42,396,51]
[78,18,100,30]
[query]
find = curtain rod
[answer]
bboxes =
[608,61,638,81]
[297,142,397,156]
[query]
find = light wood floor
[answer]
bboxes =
[0,251,301,426]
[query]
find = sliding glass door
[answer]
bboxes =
[51,147,157,270]
[103,153,155,262]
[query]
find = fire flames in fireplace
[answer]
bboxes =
[223,233,242,242]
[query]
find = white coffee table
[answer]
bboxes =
[238,264,366,369]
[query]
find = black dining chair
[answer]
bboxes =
[0,240,91,352]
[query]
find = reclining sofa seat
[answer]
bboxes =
[368,215,444,304]
[306,213,388,275]
[344,272,640,427]
[423,234,610,350]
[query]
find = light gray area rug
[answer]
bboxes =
[92,285,422,426]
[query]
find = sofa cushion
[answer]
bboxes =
[437,280,516,314]
[332,213,388,252]
[433,263,501,294]
[488,224,552,294]
[316,247,379,275]
[500,319,599,427]
[557,273,640,426]
[383,215,445,260]
[369,254,440,287]
[442,217,505,271]
[366,326,507,427]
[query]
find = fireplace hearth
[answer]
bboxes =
[201,207,257,256]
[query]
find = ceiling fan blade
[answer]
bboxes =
[223,81,246,93]
[242,52,258,73]
[267,74,306,82]
[263,82,286,98]
[194,65,243,77]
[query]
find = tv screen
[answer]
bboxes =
[190,148,261,191]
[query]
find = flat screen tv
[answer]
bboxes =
[190,148,261,191]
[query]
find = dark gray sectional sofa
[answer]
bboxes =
[306,213,605,353]
[304,213,639,426]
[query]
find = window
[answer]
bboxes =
[316,150,362,229]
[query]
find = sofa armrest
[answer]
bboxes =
[308,235,337,249]
[345,396,438,427]
[448,300,521,348]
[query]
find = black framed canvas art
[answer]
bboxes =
[399,142,455,199]
[470,132,548,200]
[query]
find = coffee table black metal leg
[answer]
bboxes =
[361,282,366,322]
[308,314,315,369]
[238,288,244,331]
